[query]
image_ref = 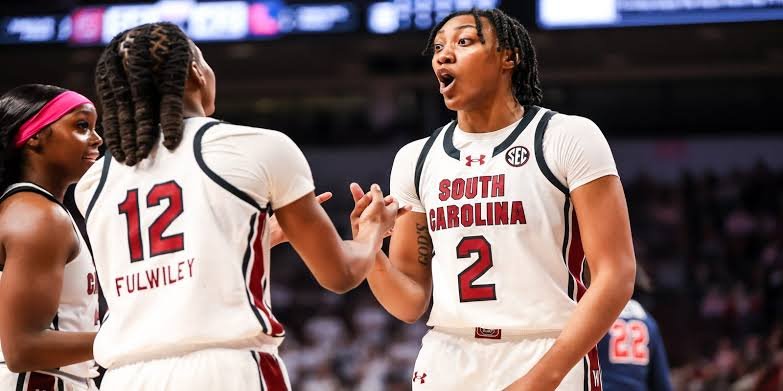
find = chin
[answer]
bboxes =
[442,96,464,112]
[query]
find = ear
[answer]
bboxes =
[501,48,520,71]
[25,128,51,151]
[187,60,206,88]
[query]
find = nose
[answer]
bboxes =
[90,128,103,147]
[436,45,455,65]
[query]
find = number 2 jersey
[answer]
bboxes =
[391,106,618,332]
[74,118,314,369]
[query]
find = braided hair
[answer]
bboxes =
[94,22,192,166]
[0,84,67,190]
[423,8,543,107]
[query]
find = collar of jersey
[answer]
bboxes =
[442,105,540,161]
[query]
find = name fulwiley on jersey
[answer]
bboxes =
[114,257,196,297]
[429,174,527,232]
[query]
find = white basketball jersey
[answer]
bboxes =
[413,107,588,332]
[75,119,299,369]
[0,183,100,380]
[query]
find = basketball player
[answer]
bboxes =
[597,268,673,391]
[0,84,102,390]
[351,8,636,390]
[74,23,400,390]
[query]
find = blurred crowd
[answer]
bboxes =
[269,162,782,391]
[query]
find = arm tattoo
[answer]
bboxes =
[415,223,433,266]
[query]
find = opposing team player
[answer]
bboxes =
[353,8,636,390]
[598,269,673,391]
[75,22,399,390]
[0,84,102,390]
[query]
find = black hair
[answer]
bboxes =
[94,22,192,166]
[423,8,543,106]
[0,84,67,190]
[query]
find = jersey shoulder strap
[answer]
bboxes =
[533,110,569,195]
[193,120,266,211]
[1,182,63,207]
[414,122,452,199]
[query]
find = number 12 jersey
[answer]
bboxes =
[75,118,314,369]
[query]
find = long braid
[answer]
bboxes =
[149,24,190,150]
[124,24,159,160]
[94,22,191,166]
[94,38,126,162]
[422,8,543,106]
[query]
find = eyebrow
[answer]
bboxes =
[437,24,477,34]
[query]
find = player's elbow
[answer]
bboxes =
[399,313,423,324]
[2,342,36,373]
[394,304,428,324]
[315,270,363,294]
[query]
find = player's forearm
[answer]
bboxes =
[3,330,96,373]
[308,237,379,294]
[526,263,634,388]
[366,252,431,323]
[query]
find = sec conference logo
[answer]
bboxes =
[505,146,530,167]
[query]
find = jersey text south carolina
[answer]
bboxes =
[430,174,526,232]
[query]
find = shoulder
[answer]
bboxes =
[200,122,293,144]
[396,137,430,160]
[545,112,603,137]
[200,123,303,161]
[0,193,74,245]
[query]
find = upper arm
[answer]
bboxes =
[549,115,632,276]
[388,139,432,288]
[0,198,77,346]
[388,211,433,290]
[570,176,635,278]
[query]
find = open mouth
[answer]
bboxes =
[437,70,456,93]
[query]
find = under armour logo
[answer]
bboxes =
[465,155,486,166]
[412,371,427,384]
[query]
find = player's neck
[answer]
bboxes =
[182,96,207,118]
[456,97,523,133]
[19,165,70,202]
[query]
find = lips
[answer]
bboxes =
[83,152,100,162]
[436,68,456,95]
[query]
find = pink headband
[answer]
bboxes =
[14,91,94,148]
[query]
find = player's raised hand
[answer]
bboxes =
[269,191,333,247]
[352,184,409,252]
[349,182,408,239]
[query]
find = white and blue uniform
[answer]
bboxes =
[598,300,673,391]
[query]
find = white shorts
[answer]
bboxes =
[411,328,602,391]
[0,365,97,391]
[99,348,291,391]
